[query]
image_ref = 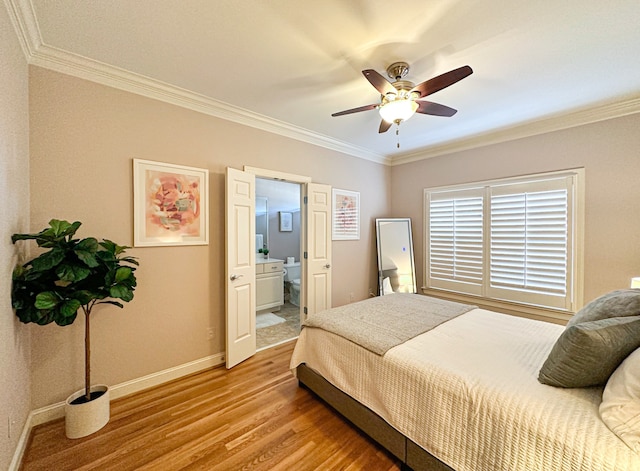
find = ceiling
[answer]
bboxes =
[8,0,640,164]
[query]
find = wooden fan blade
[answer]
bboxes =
[416,101,458,117]
[379,120,392,133]
[410,65,473,98]
[363,69,397,96]
[331,104,378,117]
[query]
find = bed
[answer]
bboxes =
[290,293,640,471]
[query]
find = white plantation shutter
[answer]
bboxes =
[490,189,567,293]
[428,188,484,295]
[488,178,571,308]
[425,172,580,311]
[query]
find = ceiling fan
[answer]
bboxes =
[332,62,473,134]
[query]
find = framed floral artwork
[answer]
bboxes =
[332,188,360,240]
[133,159,209,247]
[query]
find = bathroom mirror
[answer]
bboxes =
[376,218,417,295]
[256,196,268,252]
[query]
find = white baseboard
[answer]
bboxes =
[9,351,225,470]
[8,410,35,471]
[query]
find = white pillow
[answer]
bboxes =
[382,277,394,295]
[600,347,640,452]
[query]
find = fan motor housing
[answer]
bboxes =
[386,63,417,98]
[392,80,415,92]
[386,61,410,80]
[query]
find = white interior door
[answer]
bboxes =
[225,167,256,368]
[304,183,332,317]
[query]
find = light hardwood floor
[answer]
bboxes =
[21,341,402,470]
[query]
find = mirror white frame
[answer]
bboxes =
[376,218,417,295]
[255,196,268,252]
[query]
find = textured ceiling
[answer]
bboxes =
[9,0,640,164]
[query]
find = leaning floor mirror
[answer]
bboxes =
[375,218,417,295]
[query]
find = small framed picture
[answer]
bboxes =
[332,188,360,240]
[279,211,293,232]
[133,159,209,247]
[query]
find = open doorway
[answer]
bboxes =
[226,165,331,368]
[255,177,302,350]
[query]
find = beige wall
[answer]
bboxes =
[391,113,640,304]
[28,66,389,409]
[19,37,640,426]
[0,5,31,469]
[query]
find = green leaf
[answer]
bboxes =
[120,256,139,266]
[36,311,57,325]
[99,300,124,309]
[56,263,91,282]
[55,312,77,326]
[72,290,96,305]
[11,227,56,245]
[23,268,49,281]
[74,238,99,267]
[48,219,72,236]
[115,267,132,282]
[99,239,117,253]
[96,251,116,264]
[60,299,81,317]
[65,221,82,237]
[110,285,133,301]
[11,233,33,244]
[14,304,37,323]
[40,219,81,240]
[42,220,81,247]
[100,239,131,255]
[35,291,60,310]
[12,265,26,279]
[12,220,82,248]
[121,277,137,289]
[31,249,65,272]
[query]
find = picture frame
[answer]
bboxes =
[279,211,293,232]
[133,158,209,247]
[332,188,360,240]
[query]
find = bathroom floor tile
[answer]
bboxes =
[257,302,301,350]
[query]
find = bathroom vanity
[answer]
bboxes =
[256,258,284,312]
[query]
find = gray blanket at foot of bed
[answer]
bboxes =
[303,294,475,355]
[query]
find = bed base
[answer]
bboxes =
[297,364,454,471]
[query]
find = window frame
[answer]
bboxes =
[423,169,585,314]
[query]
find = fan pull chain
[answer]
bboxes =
[396,126,401,149]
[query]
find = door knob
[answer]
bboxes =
[324,264,331,269]
[230,274,243,281]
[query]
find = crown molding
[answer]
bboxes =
[29,43,390,165]
[6,0,388,165]
[4,0,41,60]
[391,96,640,166]
[7,0,637,168]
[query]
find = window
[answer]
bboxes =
[425,170,583,311]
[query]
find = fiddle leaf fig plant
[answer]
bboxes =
[11,219,138,401]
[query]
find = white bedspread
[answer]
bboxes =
[290,308,640,471]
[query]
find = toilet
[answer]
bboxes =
[283,261,301,307]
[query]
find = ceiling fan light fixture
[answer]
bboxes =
[379,99,418,124]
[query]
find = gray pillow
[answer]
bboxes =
[567,289,640,327]
[538,315,640,388]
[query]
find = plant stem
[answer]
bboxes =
[84,307,91,401]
